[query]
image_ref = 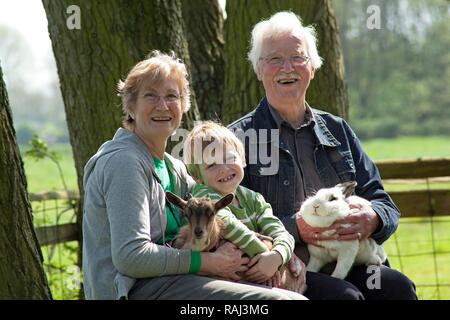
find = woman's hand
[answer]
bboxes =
[199,242,249,281]
[244,251,283,284]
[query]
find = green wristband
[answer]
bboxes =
[189,251,202,274]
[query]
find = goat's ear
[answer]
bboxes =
[336,181,357,198]
[166,191,187,209]
[214,193,234,212]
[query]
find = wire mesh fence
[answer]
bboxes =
[384,216,450,300]
[30,191,82,300]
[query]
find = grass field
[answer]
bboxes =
[22,143,78,193]
[361,136,450,160]
[20,135,450,300]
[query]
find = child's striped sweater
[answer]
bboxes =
[192,183,294,264]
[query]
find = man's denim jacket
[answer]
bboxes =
[228,97,400,246]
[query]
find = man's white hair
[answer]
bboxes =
[248,11,323,73]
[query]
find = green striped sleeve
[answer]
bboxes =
[253,192,295,264]
[217,208,268,257]
[192,184,267,257]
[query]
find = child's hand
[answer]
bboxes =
[261,239,273,250]
[244,251,283,284]
[264,270,282,288]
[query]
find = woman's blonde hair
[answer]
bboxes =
[183,121,246,182]
[117,50,191,130]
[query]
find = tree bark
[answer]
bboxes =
[182,0,225,121]
[223,0,349,124]
[0,62,52,299]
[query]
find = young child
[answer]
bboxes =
[183,121,295,285]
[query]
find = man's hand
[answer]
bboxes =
[331,196,381,241]
[296,215,335,245]
[296,196,381,243]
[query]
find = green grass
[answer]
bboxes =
[41,241,82,300]
[21,143,78,193]
[20,136,450,300]
[361,136,450,192]
[360,136,450,161]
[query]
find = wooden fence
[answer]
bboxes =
[30,190,80,246]
[376,158,450,218]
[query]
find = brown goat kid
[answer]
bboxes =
[166,191,232,251]
[165,191,305,294]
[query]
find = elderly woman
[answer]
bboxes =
[228,12,417,300]
[82,51,306,300]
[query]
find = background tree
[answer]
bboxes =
[334,0,450,139]
[182,0,225,121]
[222,0,348,124]
[0,61,52,299]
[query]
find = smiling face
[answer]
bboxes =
[257,32,315,112]
[198,148,245,196]
[132,75,182,142]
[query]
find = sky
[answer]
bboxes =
[0,0,227,94]
[0,0,56,93]
[0,0,49,44]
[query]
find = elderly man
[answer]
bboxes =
[228,11,417,300]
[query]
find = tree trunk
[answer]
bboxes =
[43,0,201,283]
[0,62,52,299]
[182,0,225,121]
[43,0,200,195]
[223,0,348,124]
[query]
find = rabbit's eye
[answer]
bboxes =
[329,195,337,201]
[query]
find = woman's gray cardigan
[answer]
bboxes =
[82,128,195,299]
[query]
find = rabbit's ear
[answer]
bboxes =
[337,181,357,198]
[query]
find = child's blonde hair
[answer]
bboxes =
[183,121,246,182]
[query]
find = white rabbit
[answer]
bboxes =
[298,181,387,279]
